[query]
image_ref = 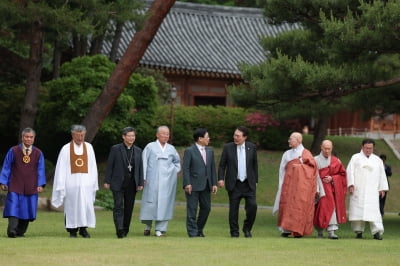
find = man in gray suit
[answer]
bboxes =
[183,128,217,237]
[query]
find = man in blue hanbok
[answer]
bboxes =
[140,126,181,237]
[0,128,46,238]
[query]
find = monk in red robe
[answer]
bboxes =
[273,132,320,238]
[314,140,347,239]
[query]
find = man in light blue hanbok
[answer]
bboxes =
[140,126,181,237]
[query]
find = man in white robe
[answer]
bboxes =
[140,126,181,237]
[347,138,388,240]
[52,125,99,238]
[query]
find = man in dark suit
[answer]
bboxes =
[183,128,217,237]
[218,126,258,238]
[104,127,144,238]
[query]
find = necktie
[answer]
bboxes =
[201,147,206,164]
[238,146,246,181]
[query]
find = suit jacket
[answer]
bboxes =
[218,141,258,192]
[104,143,144,191]
[183,144,217,191]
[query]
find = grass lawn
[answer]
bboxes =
[0,206,399,266]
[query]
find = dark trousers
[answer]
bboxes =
[228,180,257,236]
[379,192,387,216]
[64,217,87,233]
[8,217,29,236]
[112,178,137,235]
[185,187,211,237]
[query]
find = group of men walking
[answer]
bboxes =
[0,126,391,240]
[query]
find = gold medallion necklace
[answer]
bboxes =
[23,148,30,164]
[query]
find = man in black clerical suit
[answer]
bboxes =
[104,127,144,238]
[183,128,217,237]
[218,126,258,238]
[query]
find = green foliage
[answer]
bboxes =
[37,54,158,161]
[232,0,400,110]
[136,68,171,105]
[346,84,400,118]
[95,189,114,211]
[152,105,250,147]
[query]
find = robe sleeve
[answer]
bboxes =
[346,155,355,187]
[87,143,99,202]
[37,151,46,187]
[142,144,150,181]
[378,159,389,191]
[316,174,325,197]
[173,148,181,173]
[0,148,14,186]
[51,145,68,208]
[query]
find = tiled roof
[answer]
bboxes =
[102,1,300,78]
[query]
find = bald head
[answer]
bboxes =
[288,132,302,148]
[320,140,333,158]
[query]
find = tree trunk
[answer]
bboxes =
[52,39,62,78]
[82,0,176,142]
[310,114,329,155]
[72,33,88,57]
[109,21,124,62]
[19,17,44,131]
[72,33,80,57]
[89,34,105,55]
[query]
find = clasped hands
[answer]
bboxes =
[185,184,217,195]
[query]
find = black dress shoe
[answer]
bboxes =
[243,231,252,238]
[198,232,205,237]
[281,232,290,238]
[231,234,239,238]
[79,228,91,238]
[356,232,363,239]
[70,231,77,238]
[117,229,125,238]
[373,233,383,240]
[7,230,17,238]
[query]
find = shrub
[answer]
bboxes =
[245,111,302,150]
[95,189,114,211]
[152,105,250,147]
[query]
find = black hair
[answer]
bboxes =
[193,128,208,141]
[362,138,375,146]
[236,126,249,137]
[122,127,136,135]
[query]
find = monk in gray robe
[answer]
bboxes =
[140,126,181,237]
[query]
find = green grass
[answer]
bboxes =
[0,206,399,265]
